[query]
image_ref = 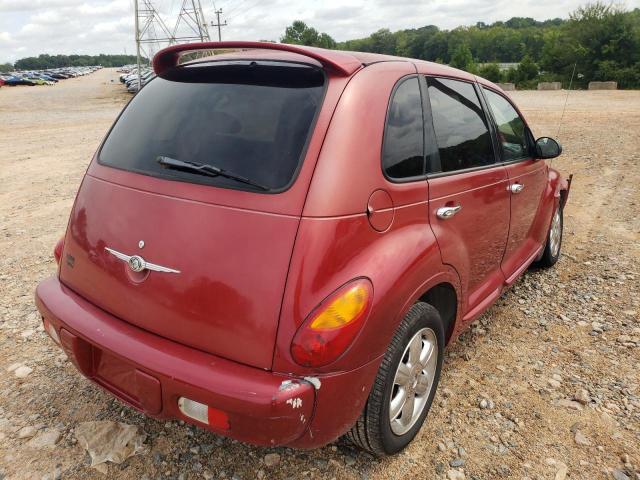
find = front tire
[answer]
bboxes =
[537,204,563,268]
[346,302,444,455]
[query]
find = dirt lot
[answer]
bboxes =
[0,68,638,480]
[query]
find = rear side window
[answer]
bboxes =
[483,88,531,161]
[426,77,494,173]
[382,77,424,179]
[99,62,325,192]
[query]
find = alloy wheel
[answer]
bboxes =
[549,209,562,257]
[389,328,438,436]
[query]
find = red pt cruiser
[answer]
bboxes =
[35,42,571,455]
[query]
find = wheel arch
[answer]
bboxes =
[417,282,458,345]
[396,268,462,348]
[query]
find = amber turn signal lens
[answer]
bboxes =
[309,284,369,330]
[291,279,373,367]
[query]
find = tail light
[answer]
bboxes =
[53,236,64,265]
[291,279,373,367]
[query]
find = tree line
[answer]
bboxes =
[281,3,640,88]
[3,54,144,71]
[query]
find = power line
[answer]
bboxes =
[224,0,249,18]
[226,0,260,21]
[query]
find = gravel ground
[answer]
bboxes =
[0,68,638,480]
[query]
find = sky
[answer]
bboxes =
[1,0,639,64]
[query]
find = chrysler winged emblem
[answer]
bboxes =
[105,247,180,274]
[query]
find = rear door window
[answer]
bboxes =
[482,88,531,161]
[426,77,495,173]
[99,61,325,192]
[382,76,425,180]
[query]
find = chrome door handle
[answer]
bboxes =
[510,183,524,194]
[436,205,462,219]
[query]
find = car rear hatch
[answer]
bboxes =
[58,59,327,369]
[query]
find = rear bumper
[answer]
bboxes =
[35,276,380,448]
[36,276,316,446]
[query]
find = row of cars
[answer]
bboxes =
[118,65,156,93]
[0,66,101,88]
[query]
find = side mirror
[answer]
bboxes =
[535,137,562,159]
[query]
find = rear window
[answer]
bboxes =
[99,61,325,192]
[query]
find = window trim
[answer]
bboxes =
[380,74,428,184]
[419,75,441,175]
[423,75,500,179]
[479,85,536,164]
[96,61,328,195]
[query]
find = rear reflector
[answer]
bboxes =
[53,237,64,265]
[178,397,229,430]
[43,318,60,345]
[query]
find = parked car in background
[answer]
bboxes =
[0,66,101,87]
[21,74,53,85]
[33,72,58,83]
[35,42,571,456]
[126,70,155,92]
[0,74,36,86]
[117,66,155,93]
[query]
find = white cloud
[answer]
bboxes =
[78,1,130,17]
[0,0,83,12]
[93,17,132,34]
[30,10,64,25]
[0,31,13,43]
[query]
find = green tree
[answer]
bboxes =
[317,33,337,49]
[280,21,336,48]
[517,55,539,81]
[285,6,640,88]
[449,43,476,72]
[14,54,142,69]
[370,29,397,55]
[0,62,13,72]
[540,3,640,86]
[478,63,502,82]
[422,30,449,61]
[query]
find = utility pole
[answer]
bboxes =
[211,9,227,41]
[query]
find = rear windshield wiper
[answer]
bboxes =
[157,156,269,191]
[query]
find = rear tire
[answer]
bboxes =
[346,302,444,455]
[537,204,563,268]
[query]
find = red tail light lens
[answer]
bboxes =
[53,236,64,265]
[291,279,373,367]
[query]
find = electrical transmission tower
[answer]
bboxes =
[173,0,211,42]
[134,0,174,62]
[133,0,211,91]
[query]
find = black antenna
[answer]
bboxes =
[556,62,577,139]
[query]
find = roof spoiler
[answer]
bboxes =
[152,41,362,77]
